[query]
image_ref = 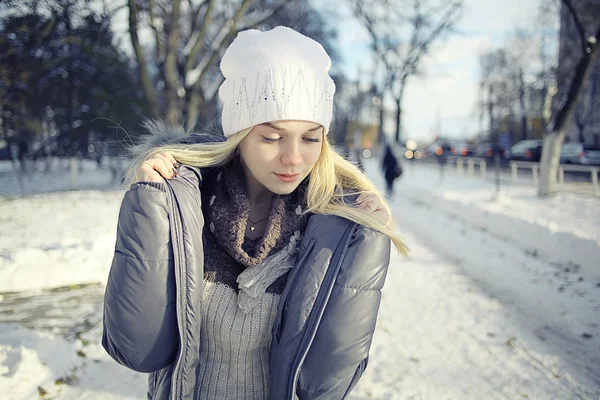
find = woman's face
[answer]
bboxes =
[239,120,324,195]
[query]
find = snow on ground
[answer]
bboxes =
[0,157,599,399]
[0,323,145,400]
[0,190,124,292]
[349,233,596,399]
[353,159,600,397]
[399,162,600,280]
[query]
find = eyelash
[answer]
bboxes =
[262,136,321,144]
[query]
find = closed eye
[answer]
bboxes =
[303,137,321,143]
[262,136,281,143]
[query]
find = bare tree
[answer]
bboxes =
[127,0,293,128]
[538,0,600,196]
[511,31,533,142]
[480,30,547,144]
[479,49,523,145]
[328,75,374,146]
[351,0,462,144]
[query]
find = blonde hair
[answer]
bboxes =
[128,124,408,255]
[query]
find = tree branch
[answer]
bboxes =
[184,0,216,76]
[561,0,587,53]
[148,0,164,62]
[185,0,290,91]
[188,0,208,44]
[401,1,461,85]
[236,0,289,29]
[352,0,395,91]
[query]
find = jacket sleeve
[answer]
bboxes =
[297,226,391,399]
[102,182,179,373]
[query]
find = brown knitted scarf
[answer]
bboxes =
[202,158,308,293]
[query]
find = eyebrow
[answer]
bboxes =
[262,122,322,132]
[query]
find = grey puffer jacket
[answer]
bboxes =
[102,141,391,400]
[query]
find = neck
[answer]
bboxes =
[240,158,273,207]
[247,184,272,208]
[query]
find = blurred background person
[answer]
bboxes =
[381,144,402,198]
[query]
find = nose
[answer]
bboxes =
[281,141,302,166]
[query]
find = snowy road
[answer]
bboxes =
[1,160,599,399]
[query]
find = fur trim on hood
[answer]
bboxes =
[130,120,226,158]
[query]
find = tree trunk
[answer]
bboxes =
[540,80,548,129]
[488,86,495,141]
[186,89,207,130]
[66,8,75,157]
[519,69,528,141]
[538,130,565,194]
[378,93,385,145]
[185,49,222,128]
[394,97,402,143]
[164,0,182,125]
[521,114,528,141]
[538,32,599,196]
[393,77,407,143]
[128,0,159,119]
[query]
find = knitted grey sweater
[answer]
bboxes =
[195,160,307,400]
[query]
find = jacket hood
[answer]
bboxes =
[130,120,226,159]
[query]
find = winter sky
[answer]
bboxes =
[317,0,551,143]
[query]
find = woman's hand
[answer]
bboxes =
[355,192,391,224]
[135,151,179,183]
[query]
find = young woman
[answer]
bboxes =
[102,26,408,400]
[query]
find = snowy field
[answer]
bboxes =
[0,158,599,399]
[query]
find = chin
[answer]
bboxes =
[268,184,300,195]
[265,178,303,195]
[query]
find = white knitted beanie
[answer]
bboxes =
[218,26,336,137]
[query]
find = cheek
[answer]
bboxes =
[246,146,278,173]
[304,148,321,168]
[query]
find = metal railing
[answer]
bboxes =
[410,154,600,196]
[510,161,599,196]
[416,155,490,178]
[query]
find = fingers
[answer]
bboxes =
[355,192,391,223]
[148,152,179,178]
[135,152,179,183]
[355,192,378,209]
[143,157,173,180]
[153,153,178,178]
[163,152,177,166]
[372,209,391,224]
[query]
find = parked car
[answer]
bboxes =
[509,140,543,162]
[449,141,475,157]
[474,143,508,160]
[561,142,600,166]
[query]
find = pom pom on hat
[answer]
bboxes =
[218,26,336,137]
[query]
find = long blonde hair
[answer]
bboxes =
[128,122,408,255]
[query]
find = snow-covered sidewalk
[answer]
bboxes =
[1,158,599,399]
[349,232,597,399]
[395,161,600,279]
[354,159,600,398]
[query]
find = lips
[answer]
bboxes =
[275,173,300,182]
